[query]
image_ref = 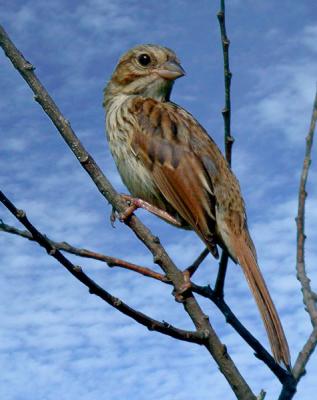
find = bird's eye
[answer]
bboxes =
[137,53,151,66]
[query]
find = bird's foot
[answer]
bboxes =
[119,196,138,222]
[118,194,182,226]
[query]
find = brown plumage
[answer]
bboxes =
[103,44,291,367]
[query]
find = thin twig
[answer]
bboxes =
[0,220,292,384]
[0,221,170,283]
[214,251,229,298]
[187,247,209,271]
[293,328,317,381]
[217,0,234,166]
[292,87,317,382]
[184,247,210,277]
[0,25,256,399]
[0,191,206,345]
[214,0,233,298]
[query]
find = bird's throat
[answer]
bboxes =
[142,77,174,102]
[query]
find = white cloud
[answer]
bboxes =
[237,62,316,144]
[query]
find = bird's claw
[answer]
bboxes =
[118,203,138,223]
[110,196,137,226]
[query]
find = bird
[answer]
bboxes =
[103,44,291,368]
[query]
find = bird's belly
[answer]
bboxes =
[109,136,163,207]
[118,151,157,201]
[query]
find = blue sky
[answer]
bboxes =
[1,1,317,399]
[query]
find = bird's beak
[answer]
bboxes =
[155,61,186,80]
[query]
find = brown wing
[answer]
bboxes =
[130,98,220,257]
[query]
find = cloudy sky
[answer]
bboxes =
[1,1,317,399]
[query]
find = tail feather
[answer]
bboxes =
[232,235,291,368]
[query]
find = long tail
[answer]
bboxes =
[232,235,291,368]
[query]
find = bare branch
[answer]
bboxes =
[185,247,210,277]
[214,0,233,298]
[214,251,229,298]
[293,328,317,381]
[0,191,206,345]
[217,0,234,165]
[0,221,170,283]
[0,25,256,399]
[293,87,317,381]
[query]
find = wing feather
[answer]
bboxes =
[131,98,219,256]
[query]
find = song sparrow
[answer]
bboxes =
[103,44,290,367]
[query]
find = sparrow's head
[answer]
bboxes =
[104,44,185,105]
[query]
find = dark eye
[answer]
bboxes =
[137,53,151,66]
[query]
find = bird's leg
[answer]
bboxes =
[119,194,182,226]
